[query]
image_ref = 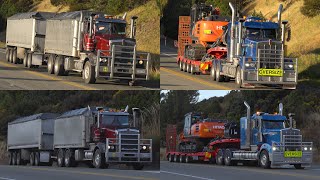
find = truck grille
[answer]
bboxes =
[281,129,301,151]
[257,42,283,69]
[120,133,139,153]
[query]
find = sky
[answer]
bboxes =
[198,90,229,101]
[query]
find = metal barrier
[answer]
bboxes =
[105,135,152,163]
[95,45,150,81]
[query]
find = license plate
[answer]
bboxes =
[258,68,283,77]
[102,67,108,72]
[137,69,146,74]
[284,151,302,158]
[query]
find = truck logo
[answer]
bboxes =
[216,26,223,30]
[213,125,225,129]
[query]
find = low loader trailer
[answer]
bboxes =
[7,106,152,170]
[166,102,313,169]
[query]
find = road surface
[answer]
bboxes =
[0,49,159,90]
[0,165,159,180]
[161,161,320,180]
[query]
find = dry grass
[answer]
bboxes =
[31,0,69,12]
[141,103,160,138]
[0,141,7,163]
[160,147,166,161]
[243,0,320,78]
[149,69,160,81]
[0,42,5,49]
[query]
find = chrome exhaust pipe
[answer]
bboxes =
[244,101,251,149]
[229,2,235,61]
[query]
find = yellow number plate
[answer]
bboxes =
[103,67,108,72]
[284,151,302,158]
[258,68,283,77]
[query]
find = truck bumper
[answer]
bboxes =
[271,151,313,167]
[105,152,152,163]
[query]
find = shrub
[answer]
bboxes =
[301,0,320,17]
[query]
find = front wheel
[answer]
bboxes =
[83,61,96,84]
[132,163,144,170]
[235,66,242,88]
[93,149,106,169]
[259,150,271,169]
[210,63,216,81]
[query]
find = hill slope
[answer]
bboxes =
[243,0,320,80]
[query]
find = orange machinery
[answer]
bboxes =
[177,3,229,74]
[178,112,226,152]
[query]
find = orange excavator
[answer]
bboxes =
[178,112,226,152]
[178,3,230,74]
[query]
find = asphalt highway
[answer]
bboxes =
[160,161,320,180]
[0,165,159,180]
[0,49,159,90]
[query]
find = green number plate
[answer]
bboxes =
[103,67,108,72]
[284,151,302,158]
[258,68,283,77]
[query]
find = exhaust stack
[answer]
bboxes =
[229,2,236,61]
[279,103,283,115]
[244,101,251,149]
[277,4,283,27]
[130,16,138,39]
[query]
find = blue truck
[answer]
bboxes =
[214,101,313,169]
[210,3,297,89]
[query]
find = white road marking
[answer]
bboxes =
[0,177,16,180]
[143,171,160,173]
[311,168,320,170]
[161,53,177,58]
[161,170,215,180]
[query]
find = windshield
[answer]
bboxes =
[262,120,285,129]
[95,22,126,35]
[101,115,129,127]
[245,28,277,40]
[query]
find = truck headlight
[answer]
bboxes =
[139,60,144,65]
[245,63,255,68]
[304,147,308,151]
[142,145,147,150]
[310,147,312,151]
[108,145,115,150]
[285,64,294,69]
[272,146,278,151]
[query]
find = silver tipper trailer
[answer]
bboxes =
[7,113,59,166]
[44,11,150,85]
[53,107,152,170]
[6,12,55,67]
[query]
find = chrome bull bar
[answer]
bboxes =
[95,45,150,81]
[105,135,152,163]
[271,135,313,166]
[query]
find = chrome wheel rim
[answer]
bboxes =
[84,65,90,79]
[261,154,267,166]
[94,153,100,166]
[236,69,241,84]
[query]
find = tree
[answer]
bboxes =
[301,0,320,17]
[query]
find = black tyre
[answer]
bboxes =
[190,65,195,75]
[57,149,65,167]
[210,63,216,81]
[259,150,271,169]
[183,62,187,72]
[8,152,13,165]
[54,56,65,76]
[83,61,96,84]
[174,154,179,162]
[29,152,35,166]
[215,62,224,82]
[216,149,225,165]
[224,149,235,166]
[9,49,13,63]
[34,152,40,166]
[6,48,10,62]
[16,151,21,165]
[168,154,173,162]
[179,61,183,71]
[185,156,190,163]
[23,53,28,67]
[235,66,242,88]
[179,155,185,163]
[93,149,106,169]
[47,55,55,74]
[27,53,33,68]
[294,164,305,169]
[12,152,17,165]
[64,149,74,167]
[132,163,144,170]
[12,49,17,64]
[187,64,191,73]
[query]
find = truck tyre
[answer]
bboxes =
[215,62,224,82]
[235,66,242,88]
[64,149,74,167]
[47,55,55,74]
[54,56,65,76]
[8,152,13,165]
[179,155,185,163]
[210,63,216,81]
[224,149,235,166]
[216,149,225,165]
[132,163,144,170]
[57,149,65,167]
[294,164,305,169]
[23,53,28,67]
[185,156,190,163]
[27,53,33,68]
[183,62,187,72]
[30,152,35,166]
[6,48,10,62]
[174,154,179,162]
[16,151,21,165]
[34,152,40,166]
[190,65,195,75]
[9,49,13,63]
[259,150,271,169]
[12,49,17,64]
[93,149,106,169]
[179,61,183,71]
[187,64,191,73]
[12,152,17,165]
[83,61,96,84]
[168,154,174,162]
